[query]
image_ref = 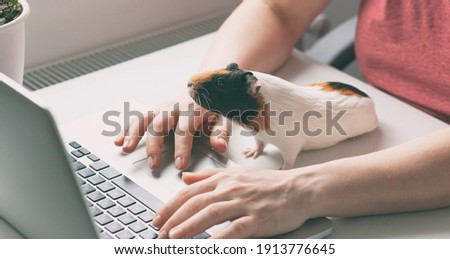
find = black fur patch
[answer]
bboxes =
[192,64,261,125]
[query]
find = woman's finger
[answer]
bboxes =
[182,168,226,185]
[146,107,178,169]
[209,216,256,239]
[167,200,244,239]
[114,113,153,153]
[209,115,232,153]
[153,170,223,229]
[173,102,205,170]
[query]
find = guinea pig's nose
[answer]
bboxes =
[188,86,195,98]
[187,83,193,88]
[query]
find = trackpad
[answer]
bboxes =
[132,146,227,194]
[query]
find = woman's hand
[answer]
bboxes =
[152,167,318,238]
[114,93,231,170]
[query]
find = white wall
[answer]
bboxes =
[25,0,240,68]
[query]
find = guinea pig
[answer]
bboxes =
[187,63,378,170]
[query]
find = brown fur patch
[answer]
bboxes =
[308,82,368,97]
[188,70,231,88]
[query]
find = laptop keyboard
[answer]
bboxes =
[67,141,209,239]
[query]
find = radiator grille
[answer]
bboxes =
[23,12,229,90]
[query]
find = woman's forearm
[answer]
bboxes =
[306,127,450,218]
[200,0,330,72]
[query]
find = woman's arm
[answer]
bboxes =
[200,0,331,72]
[311,127,450,217]
[153,127,450,238]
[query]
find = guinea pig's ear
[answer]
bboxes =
[226,63,239,71]
[241,71,254,82]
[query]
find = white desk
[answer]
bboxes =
[6,33,450,238]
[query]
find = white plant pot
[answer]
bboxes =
[0,0,30,84]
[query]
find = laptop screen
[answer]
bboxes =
[0,79,98,238]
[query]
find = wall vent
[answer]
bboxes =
[23,12,229,90]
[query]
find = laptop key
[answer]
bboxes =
[90,160,110,171]
[97,182,115,192]
[128,204,146,215]
[128,221,147,234]
[118,196,136,207]
[76,176,86,185]
[87,191,106,202]
[78,147,91,155]
[108,206,126,217]
[138,211,155,223]
[81,184,96,194]
[71,150,84,158]
[96,225,103,233]
[77,168,95,178]
[100,167,122,180]
[149,221,160,231]
[72,161,86,171]
[118,213,137,225]
[116,229,135,239]
[89,206,103,217]
[105,222,125,234]
[97,198,116,210]
[69,141,81,149]
[67,153,77,163]
[87,175,106,185]
[94,214,113,226]
[87,154,100,162]
[139,229,157,239]
[107,189,125,200]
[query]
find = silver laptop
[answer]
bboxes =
[0,73,333,239]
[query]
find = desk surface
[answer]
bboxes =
[8,33,450,238]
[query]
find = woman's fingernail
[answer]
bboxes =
[148,156,154,168]
[152,214,162,228]
[169,227,183,239]
[218,137,228,148]
[158,230,168,239]
[175,156,183,170]
[123,139,130,147]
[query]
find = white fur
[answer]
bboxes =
[242,71,378,170]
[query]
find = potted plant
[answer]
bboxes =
[0,0,30,84]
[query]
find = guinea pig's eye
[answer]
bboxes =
[216,78,223,87]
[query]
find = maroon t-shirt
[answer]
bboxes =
[356,0,450,123]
